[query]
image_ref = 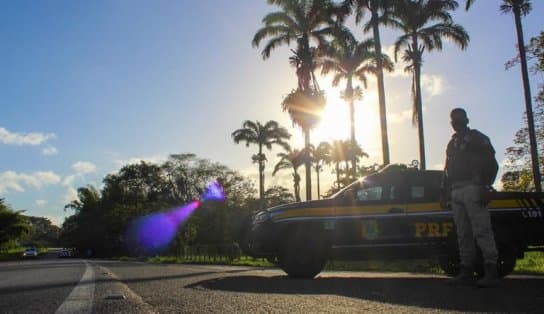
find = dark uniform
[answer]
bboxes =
[443,108,499,287]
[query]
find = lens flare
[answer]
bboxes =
[125,180,224,255]
[202,180,225,201]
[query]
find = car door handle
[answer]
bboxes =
[389,207,404,213]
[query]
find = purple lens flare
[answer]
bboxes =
[126,180,225,255]
[202,180,226,202]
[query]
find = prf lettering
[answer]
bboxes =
[415,222,454,238]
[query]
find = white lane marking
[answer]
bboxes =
[55,260,95,314]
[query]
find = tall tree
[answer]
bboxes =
[312,141,332,199]
[502,30,544,191]
[343,0,396,166]
[390,0,469,170]
[273,148,305,202]
[232,120,291,210]
[501,0,540,191]
[321,35,393,177]
[253,0,338,201]
[0,199,30,247]
[466,1,539,191]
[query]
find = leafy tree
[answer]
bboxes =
[253,0,340,201]
[273,148,305,202]
[321,34,393,176]
[501,0,540,191]
[502,89,544,191]
[0,199,30,247]
[389,0,469,170]
[22,216,60,247]
[502,29,544,191]
[343,0,396,165]
[232,120,291,210]
[466,0,540,190]
[60,154,257,256]
[264,186,296,207]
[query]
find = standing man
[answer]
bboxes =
[442,108,500,287]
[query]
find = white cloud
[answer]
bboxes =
[388,109,413,124]
[0,171,61,193]
[62,175,76,186]
[421,74,448,97]
[35,199,48,207]
[0,127,55,146]
[42,146,58,156]
[72,161,97,174]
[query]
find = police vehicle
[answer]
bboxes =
[243,164,544,278]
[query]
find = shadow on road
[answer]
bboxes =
[0,262,253,296]
[188,275,544,313]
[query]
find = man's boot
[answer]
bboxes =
[476,263,499,288]
[447,266,474,286]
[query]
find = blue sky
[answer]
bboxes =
[1,1,543,225]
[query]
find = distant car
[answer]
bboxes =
[58,248,71,258]
[22,247,38,258]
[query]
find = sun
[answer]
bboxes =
[311,86,380,150]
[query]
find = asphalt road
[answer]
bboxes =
[3,255,544,313]
[0,253,85,314]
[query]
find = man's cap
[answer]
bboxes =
[450,108,468,121]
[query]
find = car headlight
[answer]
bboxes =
[253,211,271,224]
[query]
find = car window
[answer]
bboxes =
[356,185,383,202]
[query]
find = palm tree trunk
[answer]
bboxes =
[316,165,321,200]
[304,129,312,200]
[514,9,541,192]
[347,79,357,179]
[336,162,341,189]
[414,61,426,170]
[294,172,301,202]
[371,8,391,166]
[258,145,264,210]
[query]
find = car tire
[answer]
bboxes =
[280,228,327,279]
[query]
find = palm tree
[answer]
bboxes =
[389,0,469,170]
[501,0,540,192]
[330,139,354,188]
[312,141,332,199]
[232,120,291,209]
[345,139,369,179]
[464,1,540,191]
[252,0,339,201]
[343,0,396,166]
[321,35,393,177]
[273,148,305,202]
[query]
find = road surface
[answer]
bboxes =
[2,254,544,313]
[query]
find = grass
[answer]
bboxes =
[515,251,544,274]
[144,252,544,275]
[147,255,273,267]
[325,259,442,274]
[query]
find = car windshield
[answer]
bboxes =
[330,179,364,199]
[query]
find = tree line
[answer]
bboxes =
[0,199,60,251]
[57,154,295,256]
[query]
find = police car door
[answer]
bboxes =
[403,172,453,243]
[333,175,407,249]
